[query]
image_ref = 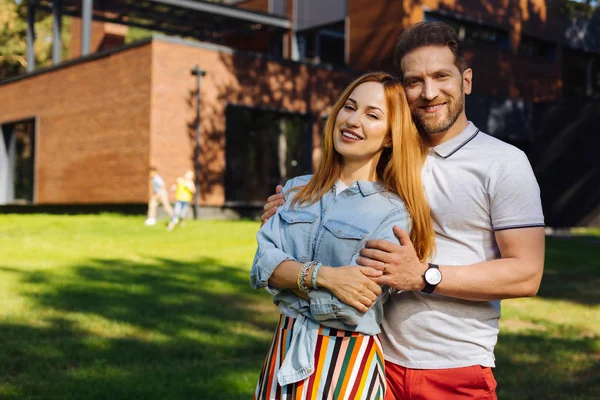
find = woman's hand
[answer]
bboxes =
[317,266,383,313]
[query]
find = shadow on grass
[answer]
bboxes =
[0,257,279,400]
[537,236,600,306]
[495,328,600,400]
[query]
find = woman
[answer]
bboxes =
[250,72,434,399]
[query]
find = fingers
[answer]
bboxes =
[356,256,383,269]
[352,300,369,313]
[364,238,401,253]
[365,280,383,297]
[260,207,278,226]
[360,267,383,278]
[275,184,283,194]
[370,275,391,286]
[358,248,392,264]
[261,192,285,225]
[393,226,412,246]
[266,192,285,206]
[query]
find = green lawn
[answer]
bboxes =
[0,215,598,399]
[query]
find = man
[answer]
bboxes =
[261,22,545,399]
[145,166,173,226]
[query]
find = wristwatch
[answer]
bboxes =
[422,263,442,294]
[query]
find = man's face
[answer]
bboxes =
[400,46,472,136]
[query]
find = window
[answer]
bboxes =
[425,12,510,51]
[518,35,557,63]
[563,48,600,98]
[225,106,312,204]
[297,21,346,66]
[0,119,36,204]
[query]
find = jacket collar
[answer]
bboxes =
[334,180,385,197]
[430,122,480,159]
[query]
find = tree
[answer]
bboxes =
[0,0,70,80]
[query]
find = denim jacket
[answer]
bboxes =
[250,175,411,386]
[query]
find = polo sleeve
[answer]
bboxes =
[487,150,544,231]
[250,179,298,293]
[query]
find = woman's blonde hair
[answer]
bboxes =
[291,72,435,261]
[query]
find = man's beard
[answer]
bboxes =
[411,93,464,136]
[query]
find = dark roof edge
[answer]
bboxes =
[0,37,154,88]
[152,34,359,73]
[0,34,358,88]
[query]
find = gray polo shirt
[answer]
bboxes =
[381,122,544,369]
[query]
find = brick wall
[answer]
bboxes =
[149,38,355,205]
[0,38,355,205]
[70,18,127,60]
[347,0,564,100]
[0,44,153,204]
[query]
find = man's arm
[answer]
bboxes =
[359,226,545,301]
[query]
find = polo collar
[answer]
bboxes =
[430,122,480,159]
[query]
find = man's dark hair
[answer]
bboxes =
[394,21,467,79]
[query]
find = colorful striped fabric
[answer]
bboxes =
[254,315,386,400]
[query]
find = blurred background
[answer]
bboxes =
[0,1,598,399]
[0,0,598,226]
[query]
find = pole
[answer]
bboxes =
[52,0,63,65]
[81,0,93,56]
[191,65,206,220]
[26,1,37,72]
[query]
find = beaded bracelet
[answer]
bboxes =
[298,261,316,294]
[311,262,323,290]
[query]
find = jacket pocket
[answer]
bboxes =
[278,209,318,262]
[319,219,369,266]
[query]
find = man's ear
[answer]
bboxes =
[463,68,473,95]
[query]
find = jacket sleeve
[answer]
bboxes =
[250,178,299,295]
[309,206,411,329]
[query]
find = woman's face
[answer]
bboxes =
[333,82,389,164]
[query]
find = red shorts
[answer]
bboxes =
[384,361,498,400]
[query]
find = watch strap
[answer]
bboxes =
[422,263,440,294]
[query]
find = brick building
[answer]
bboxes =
[1,0,598,224]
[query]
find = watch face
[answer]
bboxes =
[425,268,442,285]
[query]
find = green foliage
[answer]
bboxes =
[125,26,154,44]
[562,0,600,18]
[0,0,70,80]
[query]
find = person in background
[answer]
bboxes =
[167,170,196,231]
[145,166,173,226]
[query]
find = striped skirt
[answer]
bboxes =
[254,315,386,400]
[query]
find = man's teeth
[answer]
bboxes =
[424,104,443,111]
[342,131,361,140]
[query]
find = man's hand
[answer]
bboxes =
[318,266,383,313]
[357,226,427,291]
[260,185,284,226]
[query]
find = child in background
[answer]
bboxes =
[167,170,196,231]
[145,166,173,226]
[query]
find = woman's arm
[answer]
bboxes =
[250,179,301,293]
[269,260,381,303]
[309,207,410,325]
